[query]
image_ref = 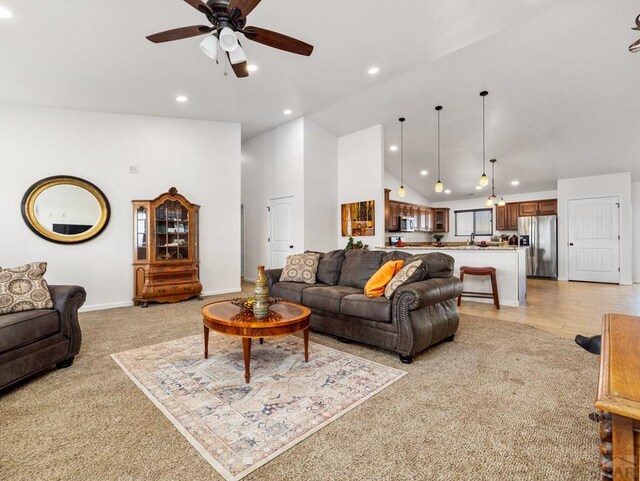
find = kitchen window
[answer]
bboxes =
[454,208,493,236]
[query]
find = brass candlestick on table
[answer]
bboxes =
[253,265,269,319]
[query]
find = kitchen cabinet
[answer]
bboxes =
[497,203,520,231]
[518,199,557,216]
[388,201,400,231]
[433,208,449,233]
[426,208,435,232]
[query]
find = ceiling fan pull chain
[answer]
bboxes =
[224,54,229,76]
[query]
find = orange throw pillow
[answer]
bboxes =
[364,260,405,298]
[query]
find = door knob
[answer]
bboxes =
[289,245,294,249]
[569,243,574,246]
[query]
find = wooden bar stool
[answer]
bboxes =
[457,266,500,309]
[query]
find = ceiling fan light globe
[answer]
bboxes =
[219,27,239,52]
[199,35,219,60]
[228,45,247,65]
[479,174,489,187]
[435,181,444,193]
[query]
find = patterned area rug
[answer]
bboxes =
[112,334,406,481]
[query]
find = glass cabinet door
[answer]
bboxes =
[194,209,199,263]
[135,206,148,261]
[155,200,190,261]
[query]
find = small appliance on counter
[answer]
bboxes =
[508,235,518,246]
[519,235,530,247]
[399,216,415,232]
[388,236,404,246]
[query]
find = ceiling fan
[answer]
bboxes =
[631,14,640,53]
[146,0,314,78]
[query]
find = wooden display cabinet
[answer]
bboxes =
[433,208,449,233]
[132,187,202,307]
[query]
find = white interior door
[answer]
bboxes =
[567,196,620,283]
[268,196,295,269]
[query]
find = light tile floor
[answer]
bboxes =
[458,278,640,339]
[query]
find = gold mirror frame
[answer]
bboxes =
[21,175,110,244]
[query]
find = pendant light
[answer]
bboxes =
[434,106,444,193]
[485,159,505,207]
[479,91,490,187]
[398,117,406,197]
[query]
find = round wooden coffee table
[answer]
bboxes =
[201,300,311,383]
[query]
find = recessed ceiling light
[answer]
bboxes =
[176,95,188,103]
[0,7,12,18]
[247,64,258,72]
[444,189,451,194]
[368,66,380,75]
[420,170,428,176]
[475,185,483,190]
[283,109,293,115]
[511,180,520,186]
[389,145,398,152]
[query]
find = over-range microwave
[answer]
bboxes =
[399,216,415,232]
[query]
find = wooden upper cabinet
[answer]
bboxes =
[506,203,519,230]
[388,201,400,231]
[518,199,557,216]
[538,199,557,215]
[518,202,539,216]
[433,208,449,233]
[496,205,507,231]
[384,189,391,230]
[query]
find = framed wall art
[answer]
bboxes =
[341,200,375,236]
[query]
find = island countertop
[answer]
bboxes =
[377,244,523,251]
[376,246,527,307]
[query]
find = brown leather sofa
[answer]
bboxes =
[267,250,462,363]
[0,285,86,391]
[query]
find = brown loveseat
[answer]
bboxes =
[266,250,462,363]
[0,285,86,391]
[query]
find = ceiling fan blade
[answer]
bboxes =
[633,14,640,31]
[147,25,213,43]
[227,0,261,19]
[228,57,249,77]
[183,0,213,15]
[242,27,314,56]
[630,38,640,53]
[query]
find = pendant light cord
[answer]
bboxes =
[491,159,495,196]
[400,120,404,185]
[482,94,486,175]
[437,108,441,179]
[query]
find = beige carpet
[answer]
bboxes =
[1,291,601,481]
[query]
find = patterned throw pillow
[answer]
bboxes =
[279,253,321,284]
[384,260,424,300]
[0,262,54,314]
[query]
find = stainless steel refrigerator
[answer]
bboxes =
[518,215,558,278]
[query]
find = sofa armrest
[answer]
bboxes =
[265,269,283,290]
[393,277,462,311]
[48,285,86,357]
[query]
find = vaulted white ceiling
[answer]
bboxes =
[1,0,639,200]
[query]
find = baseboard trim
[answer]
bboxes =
[201,288,242,298]
[80,301,133,313]
[243,277,255,283]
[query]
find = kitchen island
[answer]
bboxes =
[377,245,527,307]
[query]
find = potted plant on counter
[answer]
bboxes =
[433,234,444,246]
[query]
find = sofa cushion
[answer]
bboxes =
[341,294,392,323]
[364,260,404,298]
[385,260,424,299]
[279,253,321,284]
[407,252,455,279]
[303,286,361,313]
[0,262,53,314]
[271,281,327,304]
[307,250,345,286]
[0,309,59,354]
[338,250,386,289]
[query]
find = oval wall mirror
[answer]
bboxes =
[21,176,110,244]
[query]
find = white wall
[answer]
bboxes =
[633,182,640,283]
[242,118,305,276]
[304,119,338,252]
[557,173,632,285]
[432,190,558,241]
[0,105,241,310]
[337,125,385,250]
